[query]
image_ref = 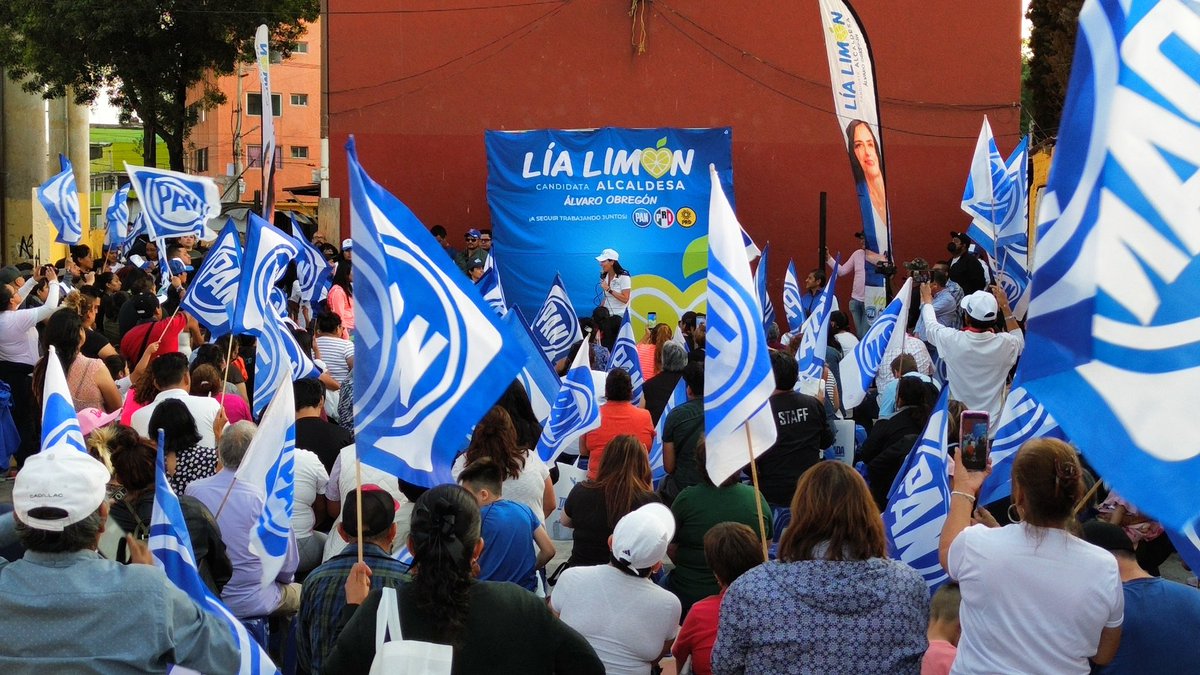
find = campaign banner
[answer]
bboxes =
[486,127,733,332]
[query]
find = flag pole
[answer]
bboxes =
[355,457,365,564]
[744,424,770,562]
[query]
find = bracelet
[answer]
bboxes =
[951,491,976,505]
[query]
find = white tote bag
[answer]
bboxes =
[369,587,454,675]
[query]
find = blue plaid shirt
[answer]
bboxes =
[296,542,411,675]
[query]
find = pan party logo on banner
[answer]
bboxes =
[486,127,734,330]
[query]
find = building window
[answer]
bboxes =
[246,93,282,117]
[194,147,209,173]
[246,145,284,168]
[290,146,309,159]
[290,93,308,107]
[294,42,309,54]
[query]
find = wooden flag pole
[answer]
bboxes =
[744,424,770,562]
[355,457,365,564]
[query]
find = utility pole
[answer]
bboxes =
[233,62,245,202]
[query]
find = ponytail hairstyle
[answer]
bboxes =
[465,406,525,480]
[1011,438,1084,529]
[189,364,224,398]
[408,485,481,647]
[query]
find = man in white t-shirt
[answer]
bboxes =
[551,503,681,675]
[131,352,224,447]
[292,447,330,576]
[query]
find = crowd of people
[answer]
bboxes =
[0,224,1196,675]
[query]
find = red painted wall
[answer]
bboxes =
[327,0,1022,288]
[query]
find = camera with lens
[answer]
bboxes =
[873,259,897,277]
[904,257,930,285]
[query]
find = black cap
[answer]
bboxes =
[1081,519,1135,554]
[854,231,865,239]
[131,293,160,318]
[343,485,399,539]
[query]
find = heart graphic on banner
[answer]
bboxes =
[640,139,673,179]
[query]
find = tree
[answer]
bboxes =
[1024,0,1084,143]
[0,0,318,171]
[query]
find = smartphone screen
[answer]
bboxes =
[959,410,990,471]
[696,314,707,328]
[647,311,658,324]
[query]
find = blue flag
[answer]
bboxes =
[795,259,839,391]
[704,165,776,485]
[105,183,131,248]
[149,431,279,675]
[977,383,1068,506]
[532,273,583,366]
[839,278,913,409]
[883,389,952,592]
[995,135,1031,253]
[1165,523,1200,579]
[607,309,645,406]
[236,376,296,589]
[1019,0,1200,532]
[501,308,561,425]
[754,243,776,333]
[648,378,688,489]
[126,211,148,245]
[124,164,220,240]
[479,254,508,316]
[291,217,333,306]
[535,337,601,463]
[962,116,1010,260]
[38,155,81,245]
[782,259,805,333]
[347,137,524,487]
[40,346,86,454]
[180,219,243,337]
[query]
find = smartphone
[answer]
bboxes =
[696,314,707,328]
[647,311,658,324]
[959,410,990,472]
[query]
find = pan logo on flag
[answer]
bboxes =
[535,295,576,357]
[194,246,241,314]
[145,174,209,227]
[541,375,594,448]
[654,207,675,229]
[632,208,652,228]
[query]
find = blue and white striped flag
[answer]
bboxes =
[962,116,1010,261]
[125,164,220,240]
[535,335,601,463]
[782,259,805,333]
[347,137,523,487]
[180,219,243,337]
[126,211,148,245]
[754,243,776,333]
[38,154,81,245]
[149,431,278,675]
[501,308,561,425]
[795,259,839,393]
[105,183,131,248]
[648,378,688,489]
[704,165,777,485]
[291,217,333,306]
[41,346,86,454]
[236,376,296,589]
[478,254,507,316]
[157,238,173,299]
[977,383,1067,506]
[883,389,952,592]
[531,273,583,366]
[1019,0,1200,532]
[607,309,644,405]
[995,135,1030,254]
[839,278,912,409]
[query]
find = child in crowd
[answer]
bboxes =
[105,354,131,398]
[672,522,763,675]
[459,458,556,592]
[922,582,961,675]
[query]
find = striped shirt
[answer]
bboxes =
[315,335,354,384]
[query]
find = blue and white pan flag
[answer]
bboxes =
[795,259,839,393]
[105,183,131,248]
[501,307,561,425]
[995,135,1031,254]
[1019,0,1200,532]
[839,277,913,409]
[254,24,277,224]
[531,273,583,366]
[125,211,148,249]
[782,259,805,333]
[704,165,777,485]
[40,345,86,454]
[1165,521,1200,579]
[607,308,645,405]
[962,116,1008,260]
[977,384,1067,506]
[883,389,951,592]
[995,248,1032,321]
[754,243,776,333]
[347,137,523,487]
[179,219,243,337]
[535,333,601,464]
[149,431,279,675]
[478,254,508,316]
[232,213,298,336]
[124,164,220,240]
[291,217,333,306]
[742,228,761,263]
[236,376,297,590]
[648,378,688,489]
[38,154,81,245]
[157,239,174,299]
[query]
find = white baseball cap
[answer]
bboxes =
[960,290,999,322]
[341,238,353,251]
[611,503,675,570]
[595,248,620,262]
[14,450,111,532]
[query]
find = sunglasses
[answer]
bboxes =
[465,236,478,241]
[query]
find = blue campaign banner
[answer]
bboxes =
[486,128,733,332]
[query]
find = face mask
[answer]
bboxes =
[947,242,960,254]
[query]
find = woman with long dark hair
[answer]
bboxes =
[596,248,631,314]
[323,485,603,674]
[60,291,118,360]
[32,308,121,413]
[327,260,355,333]
[495,379,543,452]
[562,435,661,567]
[454,406,554,520]
[148,398,218,495]
[857,376,935,510]
[712,462,928,673]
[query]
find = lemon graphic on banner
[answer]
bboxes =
[640,138,673,179]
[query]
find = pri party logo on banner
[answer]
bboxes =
[486,128,733,333]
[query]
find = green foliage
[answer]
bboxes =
[1025,0,1084,143]
[0,0,318,170]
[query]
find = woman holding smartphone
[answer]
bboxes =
[939,439,1123,674]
